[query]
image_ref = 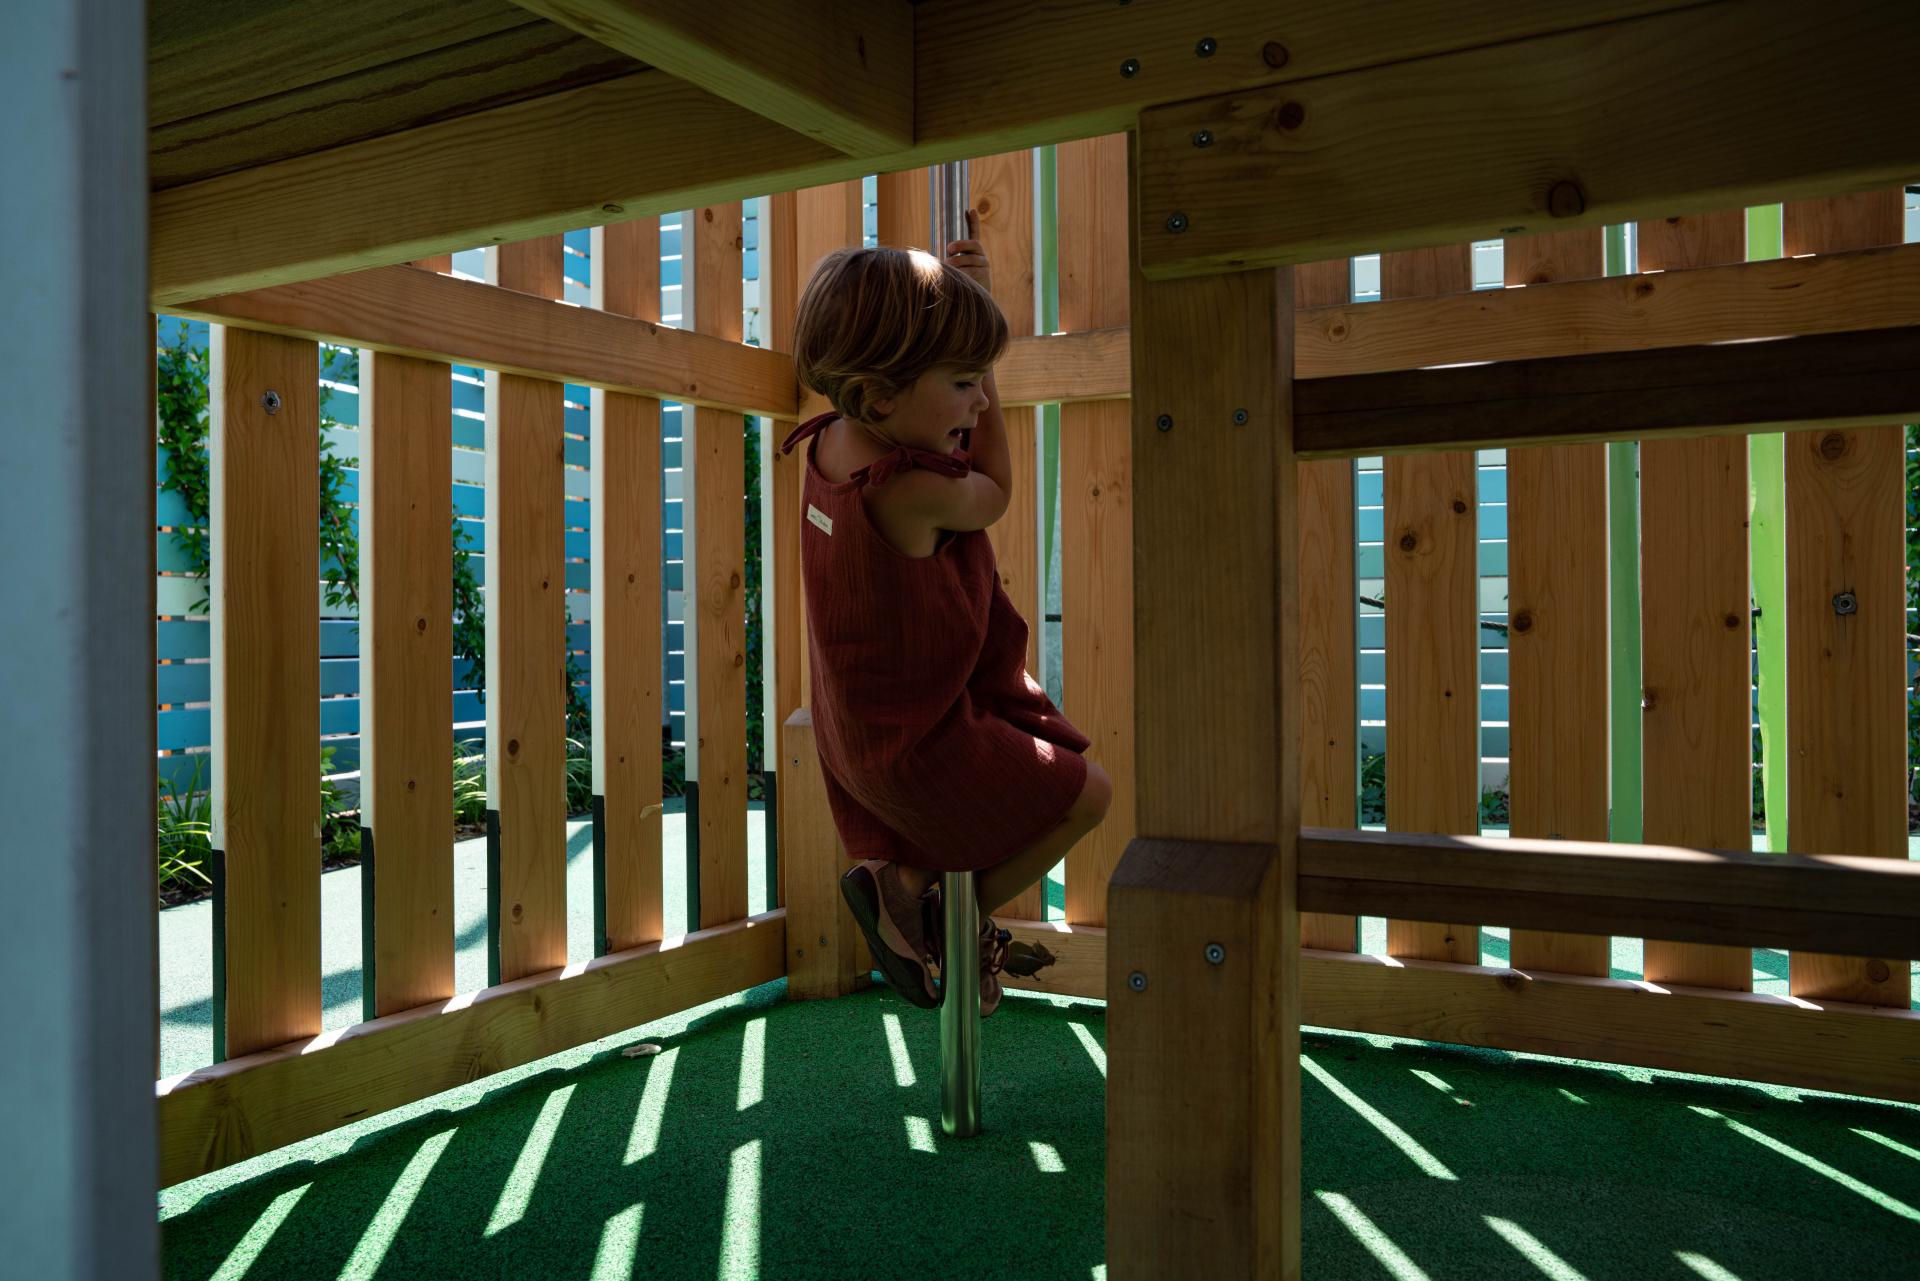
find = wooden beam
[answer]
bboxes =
[509,0,910,154]
[782,711,871,998]
[1135,0,1920,277]
[1294,326,1920,459]
[1300,829,1920,958]
[157,911,787,1186]
[150,2,1690,303]
[170,264,795,417]
[1297,241,1920,379]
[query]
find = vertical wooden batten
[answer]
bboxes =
[1381,246,1480,966]
[485,236,569,983]
[591,217,665,954]
[876,168,930,254]
[1505,229,1611,978]
[211,326,321,1058]
[360,350,454,1016]
[1638,209,1755,992]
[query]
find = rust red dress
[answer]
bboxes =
[779,412,1090,871]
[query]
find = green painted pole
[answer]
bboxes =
[1605,223,1643,843]
[1747,204,1789,852]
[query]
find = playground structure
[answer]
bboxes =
[12,2,1920,1276]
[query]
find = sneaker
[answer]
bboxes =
[840,860,939,1009]
[978,917,1013,1018]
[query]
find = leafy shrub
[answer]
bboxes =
[156,757,213,902]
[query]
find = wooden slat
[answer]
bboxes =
[782,711,871,997]
[158,911,787,1186]
[690,200,749,929]
[1134,0,1920,277]
[1381,247,1479,965]
[1295,324,1920,459]
[509,0,911,153]
[171,264,794,417]
[591,217,664,954]
[1505,230,1610,977]
[1059,133,1135,928]
[1295,257,1359,953]
[997,327,1130,407]
[764,190,800,913]
[875,168,929,252]
[1300,829,1920,956]
[1785,189,1909,1008]
[485,235,569,984]
[360,351,454,1016]
[1298,241,1920,378]
[211,326,320,1058]
[1639,208,1754,992]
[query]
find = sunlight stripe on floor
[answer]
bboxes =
[737,1017,767,1111]
[625,1046,679,1165]
[1691,1107,1920,1223]
[719,1139,762,1279]
[1676,1251,1745,1281]
[342,1129,455,1276]
[487,1084,576,1236]
[1030,1141,1066,1173]
[1854,1127,1920,1165]
[208,1182,309,1281]
[1070,1023,1106,1077]
[883,1012,917,1087]
[591,1204,646,1281]
[1485,1217,1590,1280]
[1410,1069,1452,1094]
[1558,1090,1588,1105]
[1314,1191,1432,1281]
[904,1115,937,1153]
[1302,1055,1457,1181]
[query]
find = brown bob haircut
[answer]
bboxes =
[792,246,1008,425]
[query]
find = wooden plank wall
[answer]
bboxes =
[1296,258,1359,952]
[1059,134,1135,927]
[360,349,454,1016]
[591,218,665,954]
[1785,190,1910,1008]
[212,327,321,1059]
[485,236,569,984]
[1638,209,1756,992]
[1505,230,1612,977]
[1382,247,1481,965]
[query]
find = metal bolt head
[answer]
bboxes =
[1261,41,1290,69]
[1165,211,1189,233]
[1192,128,1214,148]
[1834,591,1858,616]
[261,390,281,414]
[1232,408,1249,425]
[1120,57,1140,78]
[1128,970,1148,992]
[1205,943,1226,965]
[1195,36,1218,57]
[1155,414,1173,433]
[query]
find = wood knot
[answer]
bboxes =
[730,572,742,588]
[1273,100,1306,131]
[1261,41,1289,69]
[1818,432,1847,461]
[1642,689,1657,711]
[416,617,428,633]
[1398,532,1418,552]
[1451,499,1467,514]
[406,778,416,791]
[1511,612,1533,634]
[976,196,993,217]
[703,208,715,223]
[511,902,524,922]
[1547,180,1586,218]
[507,738,520,756]
[1498,971,1524,992]
[1724,613,1741,629]
[1867,960,1892,983]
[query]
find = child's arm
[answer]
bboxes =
[964,367,1012,499]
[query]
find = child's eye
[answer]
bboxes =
[955,380,975,390]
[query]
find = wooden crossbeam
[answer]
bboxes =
[157,912,786,1186]
[508,0,911,154]
[997,327,1131,407]
[1299,829,1920,958]
[1135,0,1920,277]
[170,264,795,417]
[1294,326,1920,459]
[151,1,1688,303]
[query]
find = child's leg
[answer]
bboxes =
[975,761,1113,915]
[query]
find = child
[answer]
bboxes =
[779,214,1114,1016]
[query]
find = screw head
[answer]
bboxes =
[1833,591,1858,616]
[1261,41,1290,69]
[1155,413,1173,432]
[261,390,281,414]
[1192,128,1214,148]
[1195,36,1217,57]
[1165,211,1189,233]
[1128,970,1148,992]
[1232,408,1249,425]
[1205,942,1226,965]
[1120,57,1140,78]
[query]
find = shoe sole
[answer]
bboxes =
[840,864,940,1009]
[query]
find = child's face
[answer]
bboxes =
[870,364,990,454]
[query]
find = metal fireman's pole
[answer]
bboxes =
[930,159,983,1140]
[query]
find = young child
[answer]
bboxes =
[779,214,1114,1016]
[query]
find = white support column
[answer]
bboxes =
[0,1,158,1276]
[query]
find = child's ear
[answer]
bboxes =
[868,394,895,420]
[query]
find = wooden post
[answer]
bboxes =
[1059,132,1136,927]
[591,217,666,954]
[485,235,569,984]
[876,168,930,253]
[1381,246,1481,965]
[783,710,871,997]
[1110,137,1299,1280]
[1506,229,1611,977]
[1639,209,1755,992]
[212,326,322,1057]
[1295,257,1359,952]
[689,200,750,929]
[360,350,454,1016]
[1786,190,1910,1008]
[0,0,157,1263]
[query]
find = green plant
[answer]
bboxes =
[156,757,213,902]
[1359,750,1386,826]
[1479,783,1510,828]
[566,736,594,815]
[454,738,488,827]
[452,515,486,694]
[318,745,360,861]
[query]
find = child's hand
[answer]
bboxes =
[945,208,992,295]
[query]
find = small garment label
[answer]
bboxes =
[806,504,833,535]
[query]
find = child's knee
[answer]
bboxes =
[1075,761,1114,824]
